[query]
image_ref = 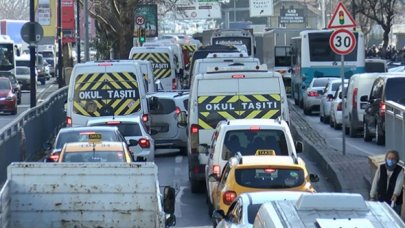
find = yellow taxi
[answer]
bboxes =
[58,134,133,163]
[209,155,318,213]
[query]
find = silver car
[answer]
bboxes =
[148,91,189,155]
[319,79,347,123]
[86,116,155,161]
[303,77,339,115]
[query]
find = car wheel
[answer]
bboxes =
[17,96,21,105]
[207,196,214,217]
[320,114,324,122]
[299,99,304,109]
[349,123,357,138]
[179,147,187,156]
[40,79,45,85]
[376,124,385,145]
[190,179,204,194]
[294,97,299,106]
[10,108,17,115]
[363,121,372,142]
[333,120,340,130]
[303,106,310,115]
[323,116,330,124]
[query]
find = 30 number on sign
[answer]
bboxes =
[329,29,356,55]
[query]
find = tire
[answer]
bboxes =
[10,108,17,115]
[329,118,334,127]
[363,121,372,142]
[333,120,340,130]
[179,147,187,156]
[40,79,45,85]
[320,115,324,122]
[376,124,385,145]
[323,116,330,124]
[294,97,299,106]
[190,179,204,194]
[299,99,304,109]
[303,105,310,115]
[349,123,357,138]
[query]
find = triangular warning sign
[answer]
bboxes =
[327,2,356,29]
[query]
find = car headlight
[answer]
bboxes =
[0,97,5,101]
[6,95,13,100]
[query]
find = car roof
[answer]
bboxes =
[63,141,125,152]
[86,116,142,125]
[240,191,305,204]
[233,156,304,167]
[58,126,119,133]
[225,119,287,127]
[147,91,189,98]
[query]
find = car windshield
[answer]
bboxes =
[235,168,305,189]
[16,67,30,74]
[62,151,126,162]
[55,131,120,149]
[0,79,11,89]
[222,130,288,160]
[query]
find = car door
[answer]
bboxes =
[213,164,231,209]
[150,97,178,139]
[365,78,383,133]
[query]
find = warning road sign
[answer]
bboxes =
[329,29,356,55]
[327,2,356,29]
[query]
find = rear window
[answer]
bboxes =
[222,130,288,160]
[55,131,120,149]
[312,78,330,87]
[235,168,305,188]
[183,99,189,111]
[16,67,30,74]
[89,122,142,137]
[331,82,341,91]
[62,151,125,162]
[150,98,175,114]
[365,61,387,73]
[385,78,405,105]
[16,60,30,67]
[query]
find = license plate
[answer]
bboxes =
[255,149,275,156]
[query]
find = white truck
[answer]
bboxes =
[0,163,176,228]
[253,193,405,227]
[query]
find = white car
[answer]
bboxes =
[302,77,339,115]
[86,116,155,161]
[204,118,302,211]
[329,84,347,130]
[213,191,304,228]
[319,79,347,124]
[15,66,37,90]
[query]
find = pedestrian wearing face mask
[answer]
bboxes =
[370,150,404,215]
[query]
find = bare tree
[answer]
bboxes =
[81,0,177,59]
[355,0,400,49]
[0,0,29,20]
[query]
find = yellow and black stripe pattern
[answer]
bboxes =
[181,44,197,53]
[131,52,172,79]
[73,72,140,117]
[198,94,281,129]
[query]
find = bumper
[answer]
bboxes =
[155,139,187,148]
[305,97,321,110]
[129,147,154,162]
[335,111,343,124]
[0,100,16,111]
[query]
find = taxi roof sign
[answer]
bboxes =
[88,133,102,143]
[327,2,356,29]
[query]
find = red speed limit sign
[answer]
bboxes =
[329,29,356,55]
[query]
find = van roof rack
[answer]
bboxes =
[207,64,268,73]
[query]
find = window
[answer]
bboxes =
[331,82,341,91]
[62,151,126,162]
[89,123,142,137]
[308,32,357,62]
[235,168,305,189]
[55,130,120,149]
[16,67,30,74]
[247,204,263,224]
[312,78,330,87]
[222,130,288,160]
[150,98,175,115]
[0,80,11,89]
[385,78,405,105]
[0,44,14,71]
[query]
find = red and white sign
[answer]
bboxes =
[329,29,356,55]
[136,16,145,25]
[61,0,75,44]
[327,2,356,29]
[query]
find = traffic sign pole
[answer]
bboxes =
[29,0,36,108]
[340,54,346,156]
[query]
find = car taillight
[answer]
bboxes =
[307,91,319,97]
[191,124,199,134]
[66,116,72,127]
[139,138,150,148]
[250,126,260,132]
[175,106,181,116]
[107,121,121,126]
[212,165,220,176]
[379,101,385,117]
[352,88,358,108]
[172,78,177,90]
[142,114,149,122]
[223,191,237,205]
[49,153,60,162]
[337,102,342,111]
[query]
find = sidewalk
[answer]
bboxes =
[289,102,371,198]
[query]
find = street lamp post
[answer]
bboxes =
[57,0,63,88]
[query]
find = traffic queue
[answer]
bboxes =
[30,30,405,227]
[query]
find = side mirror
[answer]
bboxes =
[212,209,225,221]
[295,141,303,153]
[177,111,187,127]
[327,94,334,99]
[198,144,209,154]
[128,139,138,147]
[310,174,319,182]
[360,95,368,102]
[208,173,220,182]
[163,186,176,226]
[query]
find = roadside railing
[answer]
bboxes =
[0,87,67,183]
[385,100,405,160]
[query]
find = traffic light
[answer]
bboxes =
[139,29,146,43]
[339,11,344,25]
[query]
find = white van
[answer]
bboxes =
[66,60,149,128]
[136,60,159,93]
[344,73,380,137]
[129,46,178,91]
[187,64,289,193]
[190,52,260,85]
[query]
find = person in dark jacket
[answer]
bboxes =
[370,150,404,215]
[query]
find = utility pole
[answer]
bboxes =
[29,0,36,107]
[84,0,89,62]
[76,0,81,63]
[57,0,63,88]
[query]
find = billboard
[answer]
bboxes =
[61,0,75,43]
[249,0,274,17]
[134,4,158,38]
[35,0,57,38]
[279,8,305,24]
[176,0,221,19]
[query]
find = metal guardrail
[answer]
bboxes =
[0,87,67,183]
[385,100,405,160]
